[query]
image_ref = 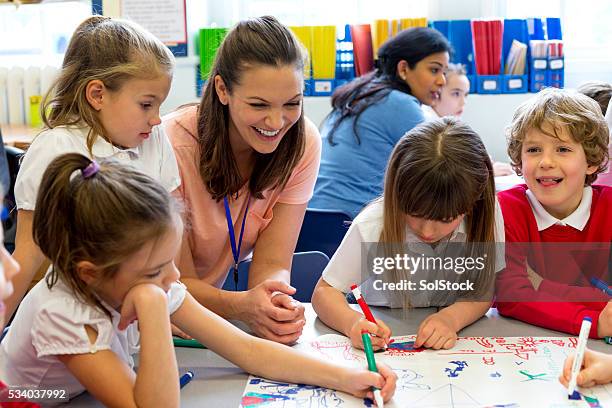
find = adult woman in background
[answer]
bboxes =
[309,27,451,218]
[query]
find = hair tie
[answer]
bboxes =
[81,160,100,179]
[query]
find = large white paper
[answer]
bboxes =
[241,334,612,407]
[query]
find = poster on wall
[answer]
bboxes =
[94,0,188,56]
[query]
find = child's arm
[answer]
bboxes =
[559,349,612,387]
[415,301,490,349]
[598,302,612,337]
[172,292,397,402]
[311,278,391,350]
[4,210,47,320]
[58,284,178,408]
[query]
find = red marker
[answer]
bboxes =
[350,284,376,323]
[351,284,393,347]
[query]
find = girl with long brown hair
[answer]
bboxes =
[313,118,505,351]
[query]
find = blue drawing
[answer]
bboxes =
[387,340,424,352]
[243,377,345,407]
[409,383,480,407]
[490,372,502,378]
[396,368,431,391]
[445,360,469,378]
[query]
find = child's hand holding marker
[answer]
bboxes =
[414,311,458,350]
[348,317,392,351]
[559,349,612,388]
[342,354,397,406]
[349,284,392,350]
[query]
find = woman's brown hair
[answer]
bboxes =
[42,15,174,153]
[197,15,306,200]
[32,153,179,318]
[379,117,496,306]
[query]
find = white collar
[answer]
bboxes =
[75,127,141,158]
[526,186,592,231]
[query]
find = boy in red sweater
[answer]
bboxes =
[496,88,611,339]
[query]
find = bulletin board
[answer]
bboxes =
[91,0,188,56]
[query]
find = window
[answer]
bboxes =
[504,0,612,86]
[234,0,429,27]
[0,1,90,67]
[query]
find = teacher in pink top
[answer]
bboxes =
[163,16,321,344]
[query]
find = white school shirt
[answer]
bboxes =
[0,277,186,402]
[421,104,441,122]
[322,199,505,308]
[15,125,181,210]
[526,186,592,231]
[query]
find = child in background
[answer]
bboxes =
[0,153,396,407]
[422,63,470,120]
[577,81,612,186]
[5,16,181,322]
[559,349,612,388]
[312,118,505,351]
[577,81,612,116]
[496,88,611,339]
[422,64,513,177]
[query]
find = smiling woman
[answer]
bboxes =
[163,16,321,345]
[309,27,452,219]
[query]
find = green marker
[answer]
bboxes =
[361,331,384,407]
[173,337,206,349]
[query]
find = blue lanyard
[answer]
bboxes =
[223,194,250,290]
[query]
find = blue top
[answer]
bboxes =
[310,90,425,218]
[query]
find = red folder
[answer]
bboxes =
[350,24,374,76]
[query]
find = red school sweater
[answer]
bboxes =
[496,184,612,338]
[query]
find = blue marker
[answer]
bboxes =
[180,371,194,389]
[590,277,612,296]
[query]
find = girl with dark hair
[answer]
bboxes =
[313,118,505,351]
[163,16,321,344]
[310,27,451,218]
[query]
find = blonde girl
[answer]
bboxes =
[313,118,505,350]
[5,15,180,321]
[0,153,396,407]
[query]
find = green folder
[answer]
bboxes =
[199,28,228,80]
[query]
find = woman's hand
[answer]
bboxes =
[236,280,306,344]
